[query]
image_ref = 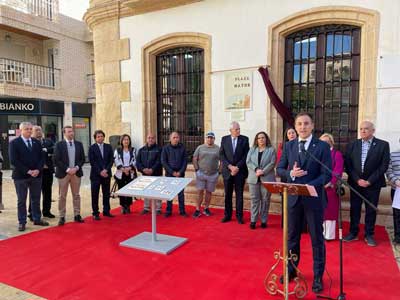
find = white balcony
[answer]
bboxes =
[0,58,61,89]
[0,0,58,21]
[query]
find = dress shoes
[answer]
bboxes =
[141,209,149,215]
[279,272,296,284]
[33,220,49,226]
[250,222,256,229]
[18,224,26,231]
[93,215,101,221]
[164,212,172,218]
[179,211,188,217]
[43,212,56,218]
[237,218,244,224]
[58,217,65,226]
[312,277,323,293]
[221,216,231,223]
[103,212,115,218]
[27,214,33,222]
[74,215,84,223]
[121,207,127,214]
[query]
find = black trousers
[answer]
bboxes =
[223,175,245,219]
[91,176,111,215]
[391,189,400,241]
[116,173,133,208]
[349,187,381,237]
[41,169,53,214]
[287,197,325,278]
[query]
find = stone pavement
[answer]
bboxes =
[0,165,398,298]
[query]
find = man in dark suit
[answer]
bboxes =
[88,129,114,220]
[9,122,49,231]
[29,125,55,218]
[277,112,331,293]
[344,121,390,246]
[54,125,85,225]
[220,121,249,224]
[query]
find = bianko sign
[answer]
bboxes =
[0,99,40,114]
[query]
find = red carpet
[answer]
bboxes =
[0,201,399,300]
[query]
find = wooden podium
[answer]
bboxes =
[262,182,317,300]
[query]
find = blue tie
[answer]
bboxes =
[27,139,32,151]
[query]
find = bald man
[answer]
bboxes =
[344,121,390,246]
[136,133,163,214]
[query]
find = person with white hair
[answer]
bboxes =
[9,122,49,231]
[344,121,390,246]
[219,121,249,224]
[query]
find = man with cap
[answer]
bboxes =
[192,132,221,217]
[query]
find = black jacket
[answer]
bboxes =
[136,144,162,176]
[219,135,250,180]
[40,138,55,173]
[345,137,390,190]
[9,137,44,180]
[54,140,85,179]
[161,143,187,177]
[88,143,114,180]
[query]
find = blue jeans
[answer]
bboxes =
[14,177,42,224]
[166,190,185,214]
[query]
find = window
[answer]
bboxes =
[156,47,204,159]
[284,25,360,152]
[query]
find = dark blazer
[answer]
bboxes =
[345,137,390,190]
[9,136,44,180]
[276,136,332,208]
[219,134,250,180]
[88,143,114,181]
[41,138,55,173]
[54,140,85,179]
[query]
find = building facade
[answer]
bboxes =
[0,0,95,167]
[84,0,399,219]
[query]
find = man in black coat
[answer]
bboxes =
[54,125,85,225]
[219,121,249,224]
[277,113,331,293]
[88,129,114,219]
[136,132,163,214]
[9,122,49,231]
[29,125,55,218]
[161,132,187,217]
[344,121,390,246]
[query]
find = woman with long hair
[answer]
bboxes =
[246,131,276,229]
[114,134,137,214]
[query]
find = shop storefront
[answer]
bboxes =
[72,103,92,159]
[0,98,64,169]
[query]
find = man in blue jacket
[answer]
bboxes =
[9,122,49,231]
[161,132,187,217]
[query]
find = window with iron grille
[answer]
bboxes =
[156,47,204,160]
[284,25,361,153]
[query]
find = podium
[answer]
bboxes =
[116,176,192,255]
[262,182,317,300]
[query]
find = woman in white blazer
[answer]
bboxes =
[246,131,276,229]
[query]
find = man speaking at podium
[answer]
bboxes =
[277,112,332,293]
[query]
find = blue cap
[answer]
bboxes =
[206,131,215,138]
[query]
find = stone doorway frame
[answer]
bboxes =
[142,32,212,142]
[267,6,380,145]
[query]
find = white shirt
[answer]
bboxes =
[298,134,313,151]
[122,150,130,166]
[21,136,32,148]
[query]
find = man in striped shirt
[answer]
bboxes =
[344,121,390,246]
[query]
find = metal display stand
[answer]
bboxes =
[116,176,192,255]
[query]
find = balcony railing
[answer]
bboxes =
[87,74,95,99]
[0,58,61,89]
[0,0,58,21]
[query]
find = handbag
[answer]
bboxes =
[332,149,345,197]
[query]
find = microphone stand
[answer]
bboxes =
[299,143,377,300]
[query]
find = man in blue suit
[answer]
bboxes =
[277,113,332,293]
[220,121,249,224]
[88,130,114,219]
[9,122,49,231]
